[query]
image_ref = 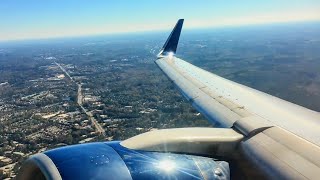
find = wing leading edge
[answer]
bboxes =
[156,19,320,179]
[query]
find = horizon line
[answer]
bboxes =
[1,19,320,44]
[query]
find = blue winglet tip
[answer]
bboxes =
[158,19,184,58]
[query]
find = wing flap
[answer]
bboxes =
[241,127,320,179]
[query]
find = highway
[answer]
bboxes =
[77,84,106,135]
[54,62,74,82]
[55,62,106,136]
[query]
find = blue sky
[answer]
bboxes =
[0,0,319,41]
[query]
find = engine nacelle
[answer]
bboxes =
[17,141,230,180]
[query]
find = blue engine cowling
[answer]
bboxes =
[17,141,230,180]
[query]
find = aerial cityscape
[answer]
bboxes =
[0,21,320,178]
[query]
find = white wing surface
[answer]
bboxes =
[156,56,320,147]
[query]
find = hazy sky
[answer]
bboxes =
[1,0,320,41]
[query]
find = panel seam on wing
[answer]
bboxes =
[168,58,254,119]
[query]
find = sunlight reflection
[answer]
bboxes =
[157,160,176,172]
[168,52,174,59]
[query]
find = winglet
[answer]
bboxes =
[158,19,184,58]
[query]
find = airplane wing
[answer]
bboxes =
[155,19,320,179]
